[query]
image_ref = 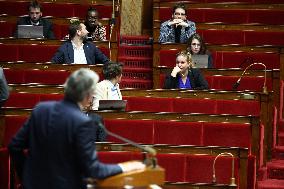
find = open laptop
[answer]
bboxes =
[192,54,209,68]
[98,100,127,111]
[17,25,44,39]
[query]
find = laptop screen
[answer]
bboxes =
[98,100,127,111]
[17,25,44,39]
[192,54,209,68]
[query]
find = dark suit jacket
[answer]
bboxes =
[8,99,122,189]
[51,41,109,64]
[164,68,209,90]
[15,16,55,39]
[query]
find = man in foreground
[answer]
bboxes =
[8,68,145,189]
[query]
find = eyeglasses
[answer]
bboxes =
[191,43,201,47]
[174,12,186,16]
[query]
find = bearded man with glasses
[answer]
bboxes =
[159,3,196,43]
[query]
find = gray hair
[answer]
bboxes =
[64,68,99,102]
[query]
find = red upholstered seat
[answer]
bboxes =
[0,148,10,189]
[0,44,19,62]
[24,69,70,85]
[40,94,64,102]
[203,122,251,148]
[159,49,180,67]
[98,151,143,164]
[158,7,172,22]
[200,29,245,45]
[214,51,280,69]
[172,98,217,114]
[0,22,16,38]
[207,75,273,92]
[2,115,28,147]
[248,10,284,25]
[216,99,260,116]
[3,92,40,108]
[53,24,69,40]
[18,44,59,62]
[156,153,187,182]
[185,154,239,185]
[154,121,203,145]
[203,9,248,24]
[0,1,28,16]
[42,3,75,18]
[3,68,25,84]
[124,96,174,112]
[245,31,284,46]
[104,119,155,144]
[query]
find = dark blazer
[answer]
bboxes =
[8,99,122,189]
[15,16,55,39]
[51,41,109,64]
[164,68,209,90]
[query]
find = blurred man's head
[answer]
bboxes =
[64,68,99,107]
[28,1,42,23]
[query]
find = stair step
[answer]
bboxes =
[257,179,284,189]
[118,56,152,69]
[119,45,152,58]
[120,35,152,45]
[273,146,284,160]
[267,160,284,179]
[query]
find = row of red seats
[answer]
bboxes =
[3,67,272,92]
[158,7,284,25]
[98,151,240,184]
[158,74,272,92]
[0,43,110,62]
[0,1,113,18]
[157,0,283,3]
[0,114,254,186]
[159,49,280,69]
[105,119,252,148]
[197,29,284,46]
[0,21,111,40]
[0,145,240,186]
[0,114,254,149]
[124,96,260,116]
[3,92,260,116]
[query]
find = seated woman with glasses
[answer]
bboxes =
[159,3,196,43]
[164,50,208,90]
[187,33,214,68]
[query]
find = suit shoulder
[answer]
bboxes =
[17,16,29,24]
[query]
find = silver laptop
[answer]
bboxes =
[192,54,209,68]
[98,100,127,111]
[17,25,44,39]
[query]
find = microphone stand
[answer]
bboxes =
[109,0,117,61]
[212,152,236,187]
[94,117,157,168]
[232,62,268,94]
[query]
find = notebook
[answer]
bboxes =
[17,25,44,39]
[98,100,127,111]
[192,54,209,68]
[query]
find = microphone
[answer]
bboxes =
[232,62,268,94]
[89,113,157,167]
[212,152,236,186]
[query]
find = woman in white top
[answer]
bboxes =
[92,62,123,110]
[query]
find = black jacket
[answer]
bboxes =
[164,68,209,90]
